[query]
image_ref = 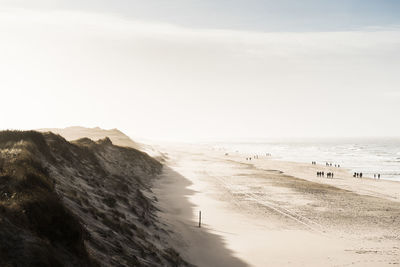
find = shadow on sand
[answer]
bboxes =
[154,166,249,267]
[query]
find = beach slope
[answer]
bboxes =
[154,143,400,266]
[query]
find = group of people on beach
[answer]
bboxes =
[246,153,271,161]
[326,162,340,168]
[311,161,340,168]
[244,155,383,181]
[317,171,334,178]
[313,161,338,178]
[374,174,381,179]
[313,161,383,181]
[246,155,259,160]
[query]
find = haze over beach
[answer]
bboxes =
[1,1,400,266]
[2,0,400,141]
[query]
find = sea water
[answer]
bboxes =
[214,138,400,181]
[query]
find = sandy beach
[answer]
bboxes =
[153,143,400,267]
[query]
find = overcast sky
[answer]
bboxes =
[1,1,399,141]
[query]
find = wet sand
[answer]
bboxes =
[152,143,400,266]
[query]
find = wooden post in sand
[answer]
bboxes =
[199,211,202,228]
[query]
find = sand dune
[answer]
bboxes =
[38,126,140,149]
[0,131,189,266]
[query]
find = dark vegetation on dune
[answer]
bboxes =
[0,130,189,267]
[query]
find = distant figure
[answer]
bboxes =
[356,173,359,178]
[360,172,363,178]
[332,173,334,178]
[338,164,340,168]
[322,171,324,177]
[374,174,376,179]
[378,174,381,179]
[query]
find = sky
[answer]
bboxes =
[0,0,399,141]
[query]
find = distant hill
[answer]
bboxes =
[38,126,140,149]
[0,130,189,266]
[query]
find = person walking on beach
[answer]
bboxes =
[360,172,363,178]
[378,174,381,179]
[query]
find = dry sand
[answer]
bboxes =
[152,143,400,266]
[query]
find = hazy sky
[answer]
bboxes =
[1,1,399,141]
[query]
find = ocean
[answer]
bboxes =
[214,138,400,181]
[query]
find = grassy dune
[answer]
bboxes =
[0,130,189,267]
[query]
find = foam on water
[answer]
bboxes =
[213,138,400,181]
